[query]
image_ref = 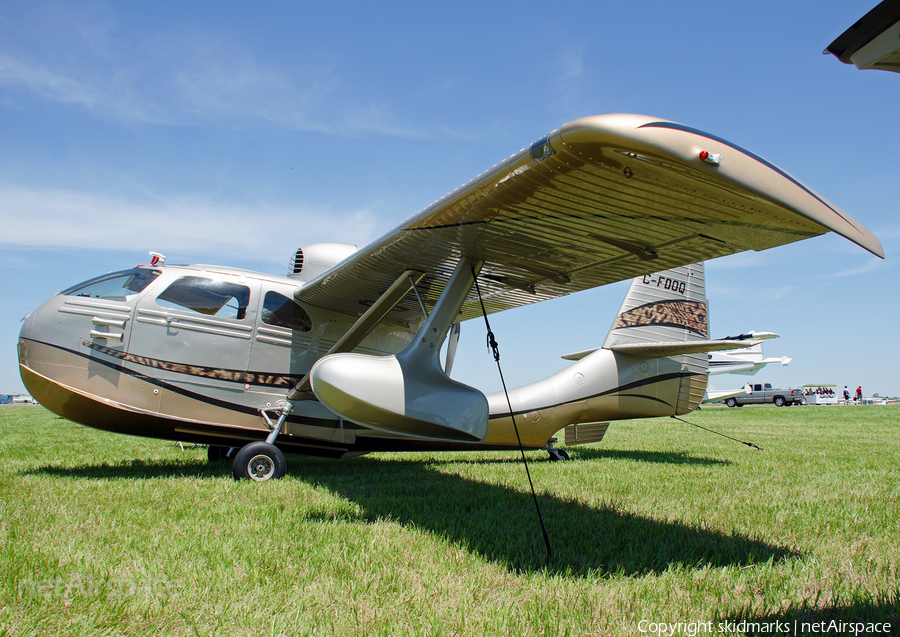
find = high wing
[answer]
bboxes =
[296,113,882,325]
[825,0,900,73]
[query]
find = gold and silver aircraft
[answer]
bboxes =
[17,114,882,480]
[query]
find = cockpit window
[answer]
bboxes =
[62,269,161,301]
[261,291,312,331]
[156,277,251,320]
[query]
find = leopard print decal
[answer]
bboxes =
[612,300,708,338]
[83,341,304,388]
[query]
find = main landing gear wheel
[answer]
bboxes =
[232,442,287,481]
[548,448,570,461]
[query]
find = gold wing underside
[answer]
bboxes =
[297,115,874,326]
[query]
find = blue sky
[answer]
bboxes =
[2,1,898,398]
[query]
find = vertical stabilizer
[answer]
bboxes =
[602,263,708,414]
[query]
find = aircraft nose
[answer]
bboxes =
[19,309,35,339]
[17,293,69,367]
[17,307,42,386]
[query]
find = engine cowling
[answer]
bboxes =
[288,243,359,282]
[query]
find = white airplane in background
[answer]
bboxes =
[704,332,792,404]
[708,332,791,377]
[17,114,883,480]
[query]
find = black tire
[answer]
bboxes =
[725,398,737,408]
[548,449,570,461]
[232,442,287,481]
[774,396,785,407]
[207,445,228,462]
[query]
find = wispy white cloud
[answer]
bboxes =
[707,281,796,302]
[0,55,101,110]
[0,54,171,123]
[0,18,443,139]
[0,182,379,265]
[818,257,887,280]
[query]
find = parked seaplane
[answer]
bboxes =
[17,114,882,480]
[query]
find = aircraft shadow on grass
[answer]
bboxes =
[287,456,798,577]
[28,453,793,577]
[415,449,731,467]
[567,448,732,465]
[28,459,221,480]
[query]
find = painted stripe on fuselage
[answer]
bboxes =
[84,341,304,389]
[488,371,700,421]
[24,338,333,428]
[26,338,701,440]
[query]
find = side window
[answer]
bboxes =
[156,277,251,320]
[261,291,312,332]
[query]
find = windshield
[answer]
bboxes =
[62,269,161,301]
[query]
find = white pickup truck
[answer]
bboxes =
[723,383,805,407]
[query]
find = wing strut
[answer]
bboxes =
[260,270,426,443]
[290,269,426,402]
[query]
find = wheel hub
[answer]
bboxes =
[248,455,275,481]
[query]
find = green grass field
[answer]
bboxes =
[1,405,898,636]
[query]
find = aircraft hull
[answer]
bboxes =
[19,335,700,456]
[17,258,709,458]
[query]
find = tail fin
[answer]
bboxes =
[603,262,709,414]
[603,262,708,349]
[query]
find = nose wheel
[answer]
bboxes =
[232,442,287,481]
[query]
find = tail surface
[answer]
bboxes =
[602,263,709,415]
[484,262,766,448]
[602,262,708,350]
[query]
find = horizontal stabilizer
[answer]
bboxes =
[561,348,599,361]
[610,338,761,358]
[703,387,749,404]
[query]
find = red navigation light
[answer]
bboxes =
[699,150,723,165]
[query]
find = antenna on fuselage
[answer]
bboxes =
[140,251,167,267]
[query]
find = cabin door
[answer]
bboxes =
[128,275,259,419]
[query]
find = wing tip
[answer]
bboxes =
[555,113,885,260]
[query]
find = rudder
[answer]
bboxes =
[602,263,708,414]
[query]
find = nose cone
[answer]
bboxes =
[16,291,88,411]
[18,304,39,343]
[17,304,50,406]
[17,300,47,370]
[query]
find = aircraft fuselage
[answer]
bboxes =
[18,261,701,458]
